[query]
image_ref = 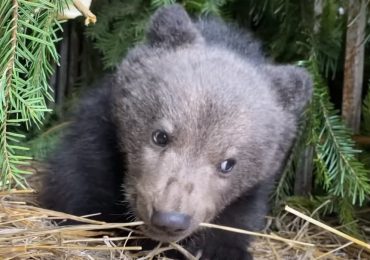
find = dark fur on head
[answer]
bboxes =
[40,4,312,259]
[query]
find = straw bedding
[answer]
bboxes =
[1,170,369,260]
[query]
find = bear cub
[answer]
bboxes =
[40,4,312,260]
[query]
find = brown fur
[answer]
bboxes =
[40,5,312,259]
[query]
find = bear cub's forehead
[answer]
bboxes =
[113,43,283,144]
[118,44,274,109]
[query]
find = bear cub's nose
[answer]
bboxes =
[151,211,191,233]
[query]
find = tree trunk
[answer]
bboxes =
[342,0,366,133]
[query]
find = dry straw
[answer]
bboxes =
[285,205,370,251]
[0,189,369,259]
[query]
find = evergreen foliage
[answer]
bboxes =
[306,58,369,232]
[0,0,70,188]
[308,59,370,207]
[86,0,151,69]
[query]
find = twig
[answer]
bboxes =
[315,242,353,259]
[199,223,314,247]
[0,189,35,196]
[8,245,142,251]
[170,242,199,260]
[62,236,144,244]
[285,205,370,250]
[73,0,96,25]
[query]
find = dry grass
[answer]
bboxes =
[1,189,369,259]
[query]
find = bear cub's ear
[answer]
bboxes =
[264,65,313,116]
[147,4,203,48]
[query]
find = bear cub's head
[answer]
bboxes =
[112,5,312,242]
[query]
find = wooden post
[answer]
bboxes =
[67,21,80,98]
[313,0,323,33]
[55,23,70,118]
[342,0,367,133]
[294,146,314,196]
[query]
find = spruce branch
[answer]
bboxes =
[5,0,18,94]
[1,0,25,188]
[0,0,71,188]
[308,59,370,207]
[86,0,151,68]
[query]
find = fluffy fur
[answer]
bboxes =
[40,5,312,259]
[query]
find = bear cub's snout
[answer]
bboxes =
[151,211,192,234]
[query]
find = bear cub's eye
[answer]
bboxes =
[220,159,236,174]
[152,130,169,146]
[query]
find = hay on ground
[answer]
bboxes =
[0,189,369,260]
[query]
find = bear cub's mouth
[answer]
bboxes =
[142,225,190,243]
